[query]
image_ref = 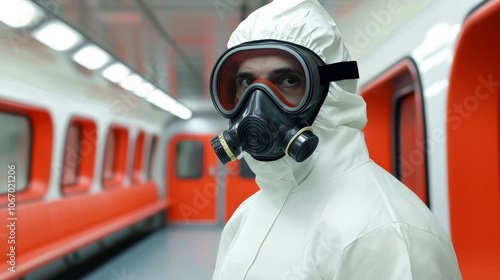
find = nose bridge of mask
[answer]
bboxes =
[250,78,297,108]
[241,88,272,116]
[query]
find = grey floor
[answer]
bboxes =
[81,225,223,280]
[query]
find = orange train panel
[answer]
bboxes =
[225,160,259,222]
[360,79,394,172]
[0,183,167,280]
[447,1,500,278]
[167,134,218,223]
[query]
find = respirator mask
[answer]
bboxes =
[210,39,359,164]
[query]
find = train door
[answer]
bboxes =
[166,134,259,224]
[167,135,219,223]
[447,1,500,278]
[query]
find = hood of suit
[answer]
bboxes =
[228,0,370,194]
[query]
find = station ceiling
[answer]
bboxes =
[30,0,434,113]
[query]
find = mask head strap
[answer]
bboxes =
[318,61,359,83]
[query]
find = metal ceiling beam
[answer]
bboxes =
[135,0,203,84]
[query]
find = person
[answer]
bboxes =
[209,0,462,279]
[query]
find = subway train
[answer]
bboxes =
[0,0,499,279]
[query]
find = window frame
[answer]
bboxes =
[132,131,146,184]
[101,125,129,189]
[146,135,159,181]
[60,116,97,195]
[0,98,53,202]
[391,82,429,205]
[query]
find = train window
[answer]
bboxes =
[61,123,81,186]
[239,158,255,179]
[60,117,97,194]
[102,130,117,181]
[146,135,158,180]
[0,112,31,193]
[102,126,128,188]
[176,140,203,179]
[132,132,145,183]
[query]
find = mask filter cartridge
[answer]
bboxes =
[283,126,318,162]
[210,119,318,165]
[210,131,241,164]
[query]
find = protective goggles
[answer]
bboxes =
[210,39,359,118]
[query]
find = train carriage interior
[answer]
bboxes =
[0,0,499,279]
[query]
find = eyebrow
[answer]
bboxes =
[235,67,301,79]
[235,71,254,79]
[271,67,301,76]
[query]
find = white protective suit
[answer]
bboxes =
[213,0,462,279]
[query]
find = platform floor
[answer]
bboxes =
[80,225,223,280]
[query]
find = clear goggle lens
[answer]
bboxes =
[214,49,308,113]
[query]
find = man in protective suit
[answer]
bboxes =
[209,0,462,279]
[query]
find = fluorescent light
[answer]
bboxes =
[142,82,155,92]
[133,82,155,98]
[119,74,143,91]
[72,45,111,70]
[147,90,192,119]
[147,90,174,107]
[172,104,193,120]
[32,21,83,51]
[102,62,130,83]
[0,0,44,28]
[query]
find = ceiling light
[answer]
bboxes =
[147,90,192,119]
[72,45,111,70]
[142,82,155,92]
[32,21,83,51]
[119,74,143,91]
[133,82,155,98]
[147,90,176,108]
[171,104,193,120]
[0,0,44,28]
[102,62,130,83]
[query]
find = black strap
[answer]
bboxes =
[318,61,359,82]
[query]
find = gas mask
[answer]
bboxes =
[210,39,359,164]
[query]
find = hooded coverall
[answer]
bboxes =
[213,0,462,279]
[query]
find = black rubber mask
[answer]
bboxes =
[209,39,359,164]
